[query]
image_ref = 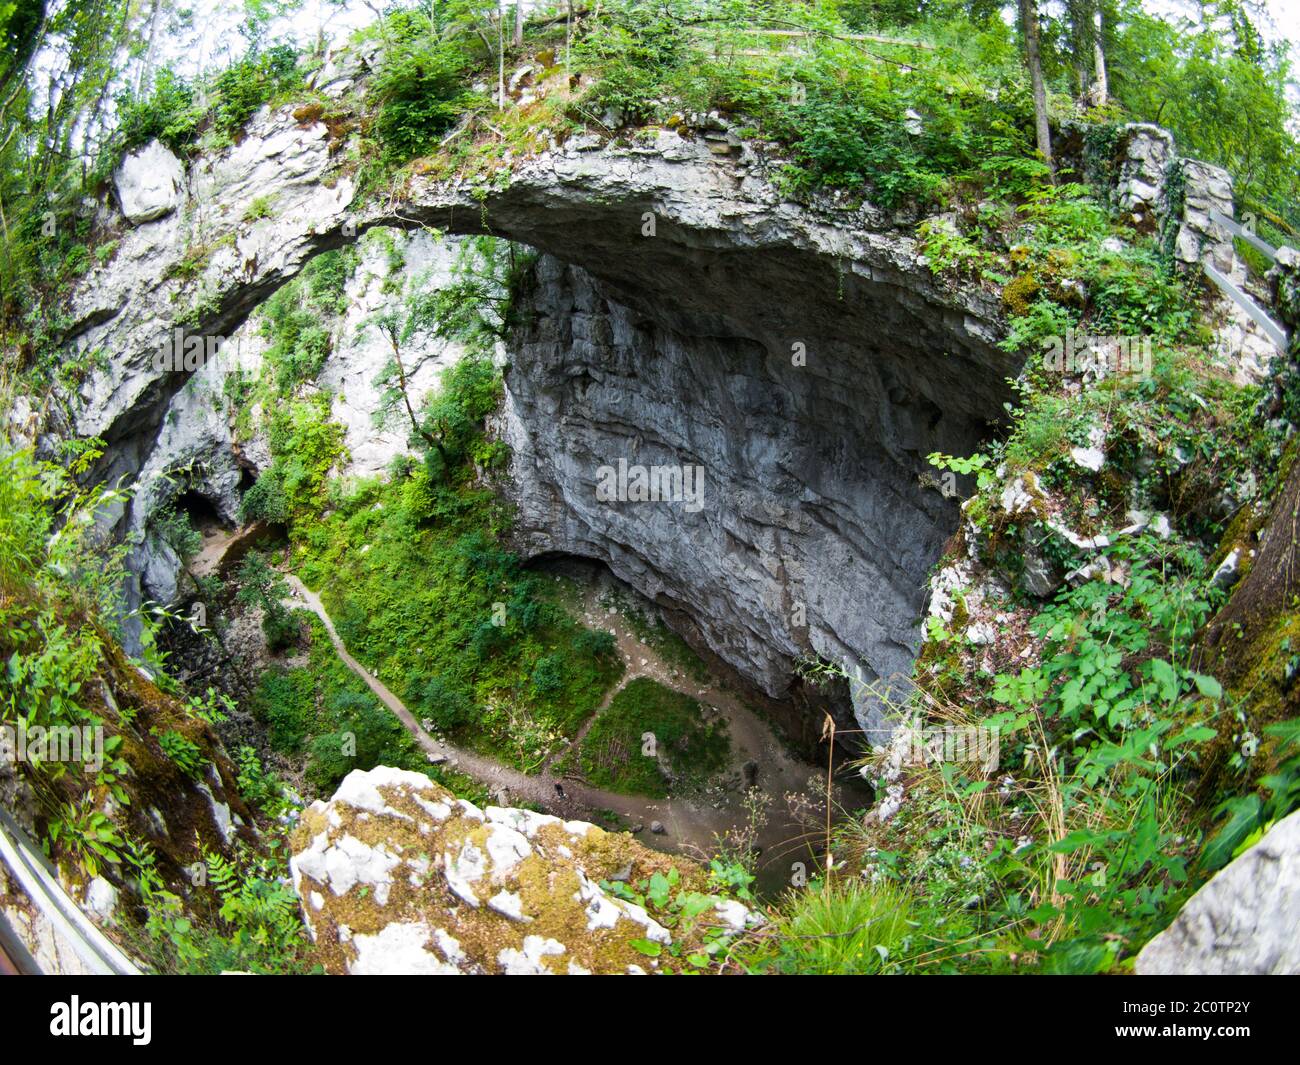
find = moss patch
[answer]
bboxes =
[576,678,729,798]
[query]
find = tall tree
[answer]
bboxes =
[1063,0,1111,106]
[1092,2,1109,105]
[1019,0,1054,177]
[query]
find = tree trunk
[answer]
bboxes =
[1093,5,1109,106]
[136,0,164,95]
[514,2,525,48]
[1019,0,1054,178]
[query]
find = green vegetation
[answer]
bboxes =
[576,678,729,798]
[149,499,203,562]
[291,466,626,770]
[366,11,480,166]
[600,859,756,971]
[128,838,316,976]
[114,45,303,157]
[820,175,1290,971]
[737,881,916,975]
[235,550,300,651]
[152,727,208,779]
[252,249,357,398]
[251,613,428,795]
[225,234,626,774]
[4,0,1300,979]
[0,434,317,973]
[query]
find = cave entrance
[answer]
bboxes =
[173,489,225,534]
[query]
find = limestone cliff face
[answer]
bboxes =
[498,254,987,734]
[41,83,1253,735]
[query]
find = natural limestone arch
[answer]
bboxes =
[56,105,1026,738]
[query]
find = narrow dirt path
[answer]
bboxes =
[278,573,841,874]
[281,575,745,854]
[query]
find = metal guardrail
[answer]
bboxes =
[1205,209,1292,350]
[0,806,140,975]
[1211,207,1285,262]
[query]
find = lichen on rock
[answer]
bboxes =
[289,766,755,974]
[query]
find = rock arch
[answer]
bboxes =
[62,107,1022,735]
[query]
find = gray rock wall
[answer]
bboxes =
[1137,808,1300,974]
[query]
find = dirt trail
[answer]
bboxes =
[277,573,842,874]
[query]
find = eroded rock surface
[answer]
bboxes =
[1136,808,1300,975]
[114,140,186,224]
[290,766,756,974]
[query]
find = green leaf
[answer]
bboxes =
[1202,794,1263,871]
[628,938,662,958]
[1148,658,1179,704]
[647,871,671,908]
[1169,725,1216,747]
[1192,673,1223,700]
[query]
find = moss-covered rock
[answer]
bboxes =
[289,766,758,974]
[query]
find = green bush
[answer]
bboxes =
[151,500,202,562]
[261,606,301,652]
[530,653,565,698]
[370,25,474,165]
[239,467,288,524]
[212,46,300,137]
[419,675,476,731]
[574,628,617,660]
[305,691,417,793]
[115,69,203,153]
[115,45,300,158]
[743,882,916,975]
[153,728,207,779]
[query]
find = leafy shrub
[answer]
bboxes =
[264,397,347,518]
[419,675,476,731]
[234,746,289,816]
[256,250,356,395]
[115,45,300,158]
[239,467,288,524]
[262,606,301,652]
[151,500,202,561]
[571,2,691,123]
[370,25,474,165]
[134,841,313,975]
[115,69,203,153]
[530,653,565,698]
[575,628,618,660]
[235,550,299,650]
[212,46,300,137]
[304,690,417,793]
